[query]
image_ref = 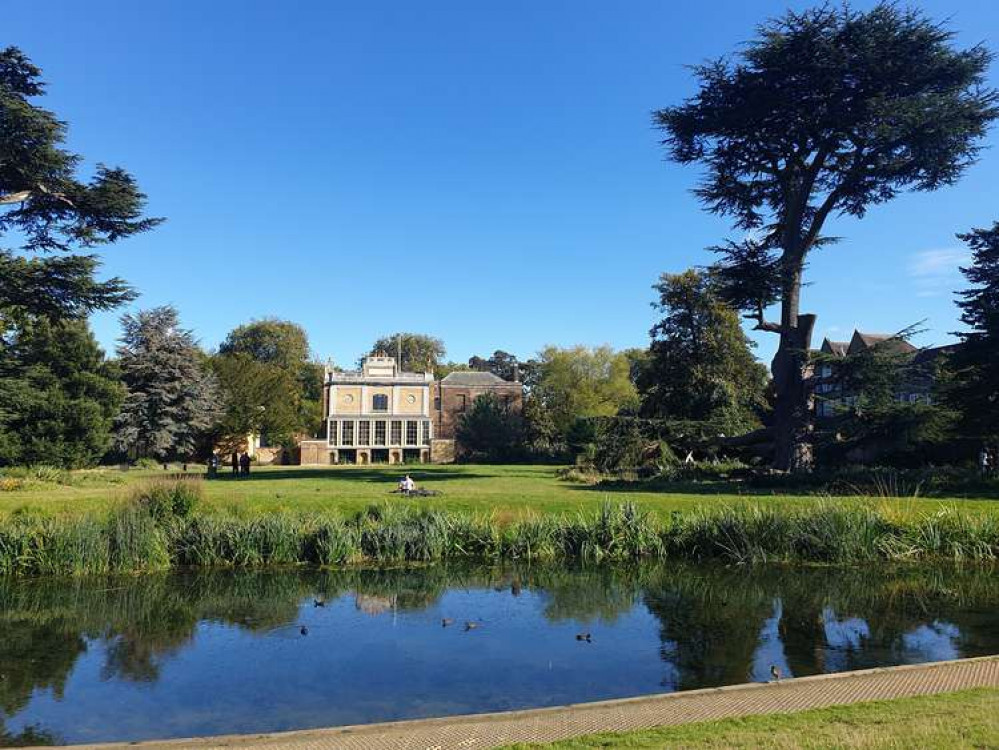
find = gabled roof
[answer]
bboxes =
[847,331,918,356]
[821,338,849,357]
[441,371,517,386]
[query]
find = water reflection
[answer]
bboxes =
[1,563,997,745]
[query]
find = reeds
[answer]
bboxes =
[1,491,997,576]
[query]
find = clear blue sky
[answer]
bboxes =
[7,1,999,367]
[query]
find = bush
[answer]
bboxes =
[131,480,202,522]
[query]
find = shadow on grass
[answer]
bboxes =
[566,478,999,501]
[207,468,492,484]
[566,479,758,497]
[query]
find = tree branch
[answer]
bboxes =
[0,190,33,205]
[0,183,75,208]
[744,306,782,334]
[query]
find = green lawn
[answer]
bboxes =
[507,688,999,749]
[1,463,995,519]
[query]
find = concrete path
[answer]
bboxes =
[68,655,999,750]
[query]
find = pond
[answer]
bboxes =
[2,562,998,745]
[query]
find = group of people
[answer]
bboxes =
[206,451,251,478]
[980,446,998,478]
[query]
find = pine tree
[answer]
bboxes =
[113,306,220,461]
[0,47,159,324]
[948,223,999,444]
[638,270,769,434]
[655,4,997,470]
[0,318,122,467]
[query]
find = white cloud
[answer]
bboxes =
[908,248,969,298]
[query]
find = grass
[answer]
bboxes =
[1,464,997,575]
[2,480,998,574]
[506,688,999,749]
[1,463,996,520]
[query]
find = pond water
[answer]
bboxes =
[2,562,998,745]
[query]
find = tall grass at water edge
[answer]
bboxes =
[0,481,997,575]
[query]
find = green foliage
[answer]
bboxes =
[586,418,679,474]
[434,361,471,379]
[2,498,998,575]
[655,3,998,471]
[531,345,639,438]
[945,222,999,444]
[522,394,566,460]
[131,480,202,523]
[815,331,963,466]
[113,306,221,461]
[638,269,768,433]
[210,353,301,448]
[0,46,159,322]
[0,318,123,468]
[456,393,526,462]
[467,350,521,381]
[367,332,445,372]
[216,319,324,440]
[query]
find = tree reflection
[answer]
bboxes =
[0,561,996,741]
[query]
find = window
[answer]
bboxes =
[341,420,354,446]
[434,396,441,410]
[406,420,418,445]
[422,420,432,445]
[358,420,371,446]
[374,420,387,445]
[457,394,467,412]
[372,394,389,412]
[390,420,402,445]
[329,420,338,445]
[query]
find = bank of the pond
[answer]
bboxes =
[2,496,998,575]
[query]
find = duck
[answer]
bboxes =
[300,626,309,636]
[575,633,592,642]
[313,598,326,608]
[463,621,480,631]
[441,618,454,627]
[770,664,780,681]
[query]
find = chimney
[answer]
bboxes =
[512,363,520,383]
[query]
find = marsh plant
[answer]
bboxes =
[0,485,997,575]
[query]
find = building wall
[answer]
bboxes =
[434,381,524,441]
[334,386,362,415]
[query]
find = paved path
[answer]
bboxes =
[70,656,999,750]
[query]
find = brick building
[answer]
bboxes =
[299,357,523,464]
[814,330,956,418]
[434,370,524,441]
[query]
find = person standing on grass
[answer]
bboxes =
[239,452,251,476]
[231,451,239,476]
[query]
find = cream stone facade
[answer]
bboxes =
[300,356,438,465]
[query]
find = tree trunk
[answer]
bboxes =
[772,313,816,471]
[771,251,816,472]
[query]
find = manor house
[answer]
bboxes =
[298,356,522,464]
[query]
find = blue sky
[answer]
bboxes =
[7,1,999,367]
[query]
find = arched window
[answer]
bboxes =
[372,394,389,412]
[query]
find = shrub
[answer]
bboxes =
[131,480,202,522]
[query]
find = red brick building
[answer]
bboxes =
[433,371,524,443]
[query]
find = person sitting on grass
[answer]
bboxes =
[397,474,416,495]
